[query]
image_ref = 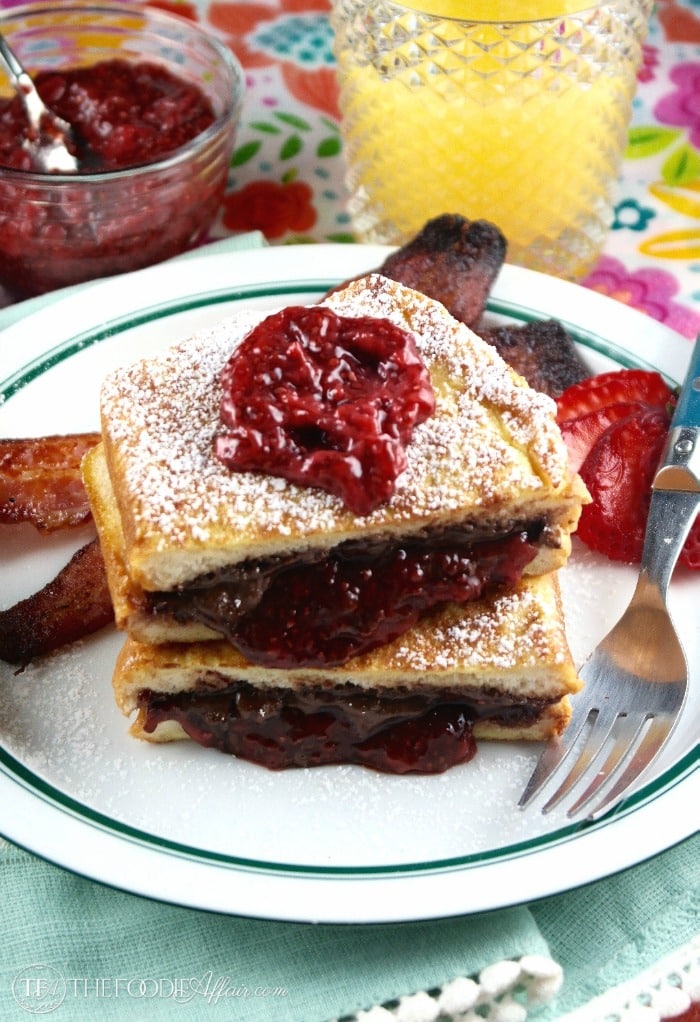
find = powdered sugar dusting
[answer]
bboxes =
[385,582,568,684]
[100,275,573,585]
[330,277,566,495]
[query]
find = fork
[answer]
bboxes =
[519,333,700,822]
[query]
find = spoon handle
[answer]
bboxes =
[0,34,46,130]
[0,34,26,82]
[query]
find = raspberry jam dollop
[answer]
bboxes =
[215,306,436,514]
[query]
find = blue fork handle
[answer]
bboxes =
[670,332,700,430]
[654,333,700,492]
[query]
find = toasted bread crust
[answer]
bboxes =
[97,274,586,592]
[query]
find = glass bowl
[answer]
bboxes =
[0,1,245,298]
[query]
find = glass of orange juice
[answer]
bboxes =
[331,0,652,280]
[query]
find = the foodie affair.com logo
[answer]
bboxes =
[11,965,288,1014]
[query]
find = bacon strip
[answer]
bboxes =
[478,319,590,398]
[327,214,507,329]
[0,538,113,667]
[0,432,100,531]
[377,214,507,329]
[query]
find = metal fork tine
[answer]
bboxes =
[582,715,674,821]
[562,713,651,817]
[517,704,593,807]
[540,704,619,812]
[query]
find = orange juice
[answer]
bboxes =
[332,0,652,279]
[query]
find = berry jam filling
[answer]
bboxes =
[0,59,216,173]
[150,526,541,669]
[215,306,436,515]
[0,59,220,298]
[139,681,554,773]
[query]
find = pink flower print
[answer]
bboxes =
[654,63,700,148]
[583,256,700,340]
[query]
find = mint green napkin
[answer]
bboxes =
[0,836,549,1022]
[535,833,698,1019]
[0,835,695,1021]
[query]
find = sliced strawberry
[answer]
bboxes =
[577,407,670,563]
[556,369,674,424]
[560,400,651,475]
[561,368,698,571]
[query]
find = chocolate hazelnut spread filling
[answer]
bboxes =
[138,678,558,773]
[144,519,548,668]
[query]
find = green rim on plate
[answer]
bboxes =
[0,277,696,881]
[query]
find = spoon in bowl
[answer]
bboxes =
[0,32,78,173]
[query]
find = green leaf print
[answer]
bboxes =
[280,135,303,160]
[317,136,341,158]
[662,143,700,187]
[231,141,262,167]
[626,126,681,159]
[249,121,282,135]
[275,112,312,132]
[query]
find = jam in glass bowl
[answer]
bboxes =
[0,1,245,298]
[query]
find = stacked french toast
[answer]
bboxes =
[81,253,588,773]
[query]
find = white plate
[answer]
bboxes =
[0,245,697,924]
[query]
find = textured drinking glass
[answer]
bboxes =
[331,0,653,279]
